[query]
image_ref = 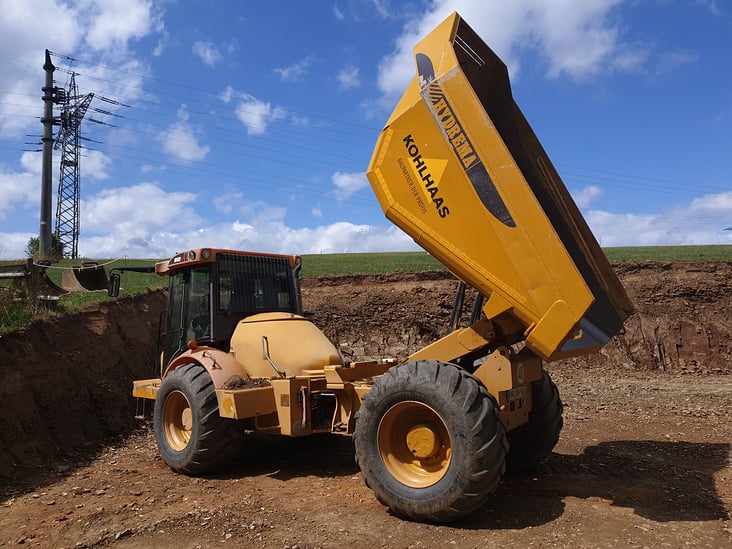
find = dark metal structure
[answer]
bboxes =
[54,72,93,259]
[39,50,64,260]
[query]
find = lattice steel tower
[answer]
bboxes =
[54,72,93,259]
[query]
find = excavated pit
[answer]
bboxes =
[0,262,730,479]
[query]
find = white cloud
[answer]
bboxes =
[0,0,160,138]
[696,0,722,16]
[531,1,626,79]
[654,50,699,77]
[376,0,643,103]
[81,181,200,242]
[83,0,161,52]
[19,151,43,175]
[201,219,417,255]
[290,114,311,127]
[106,128,138,149]
[0,170,38,219]
[79,196,417,259]
[0,181,202,259]
[0,151,55,220]
[611,46,651,73]
[213,191,243,214]
[81,149,112,180]
[75,56,149,112]
[152,32,167,57]
[586,190,732,247]
[79,233,169,259]
[237,200,287,222]
[220,85,235,104]
[279,222,416,254]
[78,192,417,258]
[0,232,35,260]
[332,171,368,200]
[2,187,730,260]
[274,56,314,82]
[233,94,286,136]
[337,65,361,90]
[192,40,222,67]
[158,105,211,163]
[571,185,603,209]
[0,3,76,138]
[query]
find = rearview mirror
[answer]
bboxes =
[108,272,120,297]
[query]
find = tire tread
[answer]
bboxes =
[354,360,507,523]
[154,363,244,475]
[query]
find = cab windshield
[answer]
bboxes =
[217,253,296,315]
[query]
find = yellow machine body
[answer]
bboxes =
[132,14,635,522]
[229,312,343,379]
[135,13,633,437]
[367,13,633,363]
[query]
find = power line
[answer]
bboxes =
[8,54,725,200]
[48,50,381,133]
[1,50,729,249]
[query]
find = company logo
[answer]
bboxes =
[426,90,478,171]
[415,52,516,228]
[403,134,449,218]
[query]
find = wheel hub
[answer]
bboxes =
[377,400,452,488]
[163,389,193,451]
[406,424,439,459]
[181,408,192,431]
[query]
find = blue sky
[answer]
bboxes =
[0,0,730,260]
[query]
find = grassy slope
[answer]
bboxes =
[603,244,732,262]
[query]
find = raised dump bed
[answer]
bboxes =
[367,12,634,362]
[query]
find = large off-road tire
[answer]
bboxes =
[505,371,563,472]
[154,363,244,475]
[354,360,507,523]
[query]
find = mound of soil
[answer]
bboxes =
[0,262,729,548]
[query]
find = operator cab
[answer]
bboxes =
[158,248,302,370]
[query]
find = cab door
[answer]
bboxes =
[160,266,211,370]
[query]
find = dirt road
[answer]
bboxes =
[0,262,730,547]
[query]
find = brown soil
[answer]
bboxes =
[0,262,730,548]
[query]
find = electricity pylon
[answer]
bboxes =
[54,72,93,259]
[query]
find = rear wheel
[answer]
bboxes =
[354,360,507,523]
[154,363,244,474]
[505,371,563,472]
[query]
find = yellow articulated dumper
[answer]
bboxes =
[124,12,633,523]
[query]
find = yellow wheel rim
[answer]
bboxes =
[377,401,452,488]
[163,390,193,451]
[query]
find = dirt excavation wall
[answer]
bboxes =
[0,291,166,479]
[595,262,731,373]
[304,262,732,375]
[0,262,730,480]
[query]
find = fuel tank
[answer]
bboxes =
[229,312,343,378]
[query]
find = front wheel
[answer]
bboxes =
[154,363,244,474]
[354,360,507,523]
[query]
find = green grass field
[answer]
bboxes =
[603,244,732,262]
[1,245,730,334]
[300,251,445,275]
